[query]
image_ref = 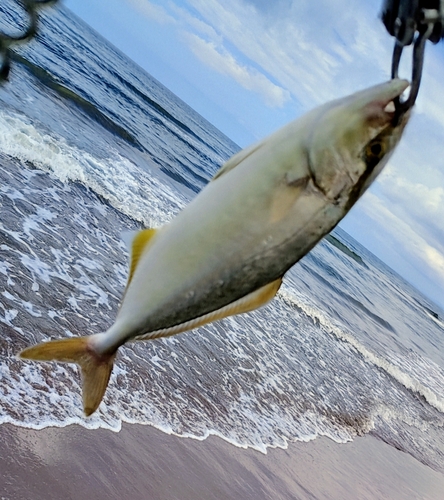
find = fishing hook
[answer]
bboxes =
[381,1,444,114]
[391,22,433,114]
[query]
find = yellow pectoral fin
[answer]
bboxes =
[125,228,158,288]
[134,277,283,341]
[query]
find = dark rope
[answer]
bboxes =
[0,0,59,83]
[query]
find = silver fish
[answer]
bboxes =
[20,79,410,415]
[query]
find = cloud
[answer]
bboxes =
[378,171,444,237]
[125,0,290,108]
[126,0,176,24]
[360,192,444,286]
[168,3,223,44]
[124,0,444,305]
[184,0,392,106]
[425,246,444,276]
[182,33,290,107]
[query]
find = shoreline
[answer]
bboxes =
[1,421,443,499]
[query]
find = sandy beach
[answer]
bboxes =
[1,422,443,500]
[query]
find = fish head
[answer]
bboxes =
[307,79,411,203]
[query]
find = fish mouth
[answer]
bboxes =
[365,79,410,127]
[386,82,412,131]
[346,81,411,207]
[383,79,410,105]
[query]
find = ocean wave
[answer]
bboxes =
[0,107,187,227]
[278,286,444,415]
[11,52,142,148]
[0,357,357,453]
[1,2,444,471]
[0,153,361,453]
[1,110,443,461]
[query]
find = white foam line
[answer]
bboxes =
[278,288,444,414]
[0,108,186,227]
[122,421,323,455]
[0,409,350,454]
[2,107,438,451]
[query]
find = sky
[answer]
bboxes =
[63,0,444,309]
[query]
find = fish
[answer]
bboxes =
[19,79,411,416]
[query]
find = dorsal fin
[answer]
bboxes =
[211,141,263,181]
[125,228,158,288]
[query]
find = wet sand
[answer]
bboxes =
[1,423,443,499]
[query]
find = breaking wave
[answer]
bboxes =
[0,107,187,227]
[278,286,444,415]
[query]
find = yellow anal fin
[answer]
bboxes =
[126,228,158,288]
[19,336,116,417]
[133,277,283,341]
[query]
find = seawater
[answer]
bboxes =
[1,3,444,472]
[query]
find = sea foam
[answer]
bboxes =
[0,108,187,227]
[278,284,444,415]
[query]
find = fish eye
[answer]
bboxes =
[370,143,382,156]
[366,140,385,158]
[364,139,386,169]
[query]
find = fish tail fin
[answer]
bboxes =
[19,335,116,416]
